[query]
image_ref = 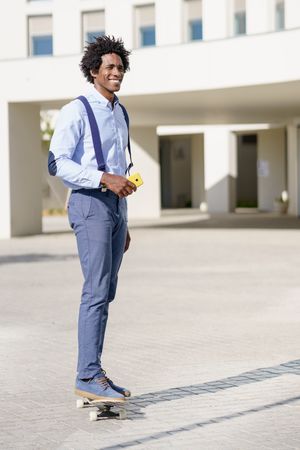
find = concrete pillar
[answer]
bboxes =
[257,128,286,212]
[287,125,300,215]
[0,103,42,238]
[0,101,11,239]
[204,127,236,213]
[191,134,205,209]
[127,127,160,219]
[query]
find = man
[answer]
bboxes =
[48,36,137,403]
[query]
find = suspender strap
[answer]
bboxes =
[119,103,134,174]
[77,96,133,175]
[77,95,106,171]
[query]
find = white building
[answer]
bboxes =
[1,0,300,238]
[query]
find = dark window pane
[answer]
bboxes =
[140,26,156,46]
[276,2,285,30]
[242,134,257,144]
[86,31,105,43]
[32,35,53,55]
[189,19,203,40]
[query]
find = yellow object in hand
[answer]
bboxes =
[128,172,143,187]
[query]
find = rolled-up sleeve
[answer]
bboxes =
[48,101,103,189]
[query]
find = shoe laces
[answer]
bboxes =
[94,376,110,389]
[101,368,112,383]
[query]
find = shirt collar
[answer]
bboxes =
[87,85,119,107]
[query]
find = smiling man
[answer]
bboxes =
[48,36,137,403]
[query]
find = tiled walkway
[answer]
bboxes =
[1,213,300,449]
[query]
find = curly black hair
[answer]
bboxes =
[80,35,131,84]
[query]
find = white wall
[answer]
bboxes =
[53,0,82,55]
[0,0,27,59]
[203,0,228,40]
[127,127,160,218]
[3,0,300,64]
[1,14,300,104]
[105,0,133,48]
[246,0,270,34]
[257,128,286,211]
[285,0,300,29]
[156,0,182,46]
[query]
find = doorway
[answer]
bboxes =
[160,136,192,208]
[236,134,258,208]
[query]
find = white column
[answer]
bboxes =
[285,0,300,29]
[156,0,182,46]
[0,101,11,239]
[202,0,229,40]
[204,127,236,213]
[287,125,299,215]
[1,103,43,238]
[246,0,270,34]
[127,127,160,219]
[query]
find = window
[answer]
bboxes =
[185,0,203,41]
[189,19,203,40]
[275,0,285,30]
[135,4,156,47]
[82,11,105,46]
[233,0,246,36]
[28,15,53,56]
[140,25,155,46]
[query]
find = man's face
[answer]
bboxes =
[91,53,125,100]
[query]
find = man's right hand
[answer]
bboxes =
[101,173,137,198]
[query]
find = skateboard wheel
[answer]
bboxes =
[89,411,98,421]
[118,410,127,420]
[76,399,85,409]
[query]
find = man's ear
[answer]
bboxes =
[90,69,97,79]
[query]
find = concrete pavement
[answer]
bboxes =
[1,212,300,449]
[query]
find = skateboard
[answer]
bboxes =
[76,397,127,421]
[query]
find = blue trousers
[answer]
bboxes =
[68,189,127,379]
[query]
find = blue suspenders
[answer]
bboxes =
[77,96,133,175]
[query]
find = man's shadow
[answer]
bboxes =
[99,358,300,450]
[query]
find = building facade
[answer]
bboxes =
[1,0,300,237]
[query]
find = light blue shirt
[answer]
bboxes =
[49,85,128,190]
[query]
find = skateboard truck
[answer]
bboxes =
[76,397,127,421]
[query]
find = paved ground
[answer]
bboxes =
[1,212,300,449]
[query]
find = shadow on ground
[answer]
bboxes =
[99,358,300,449]
[135,214,300,230]
[0,253,77,265]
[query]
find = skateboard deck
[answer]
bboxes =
[76,397,127,421]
